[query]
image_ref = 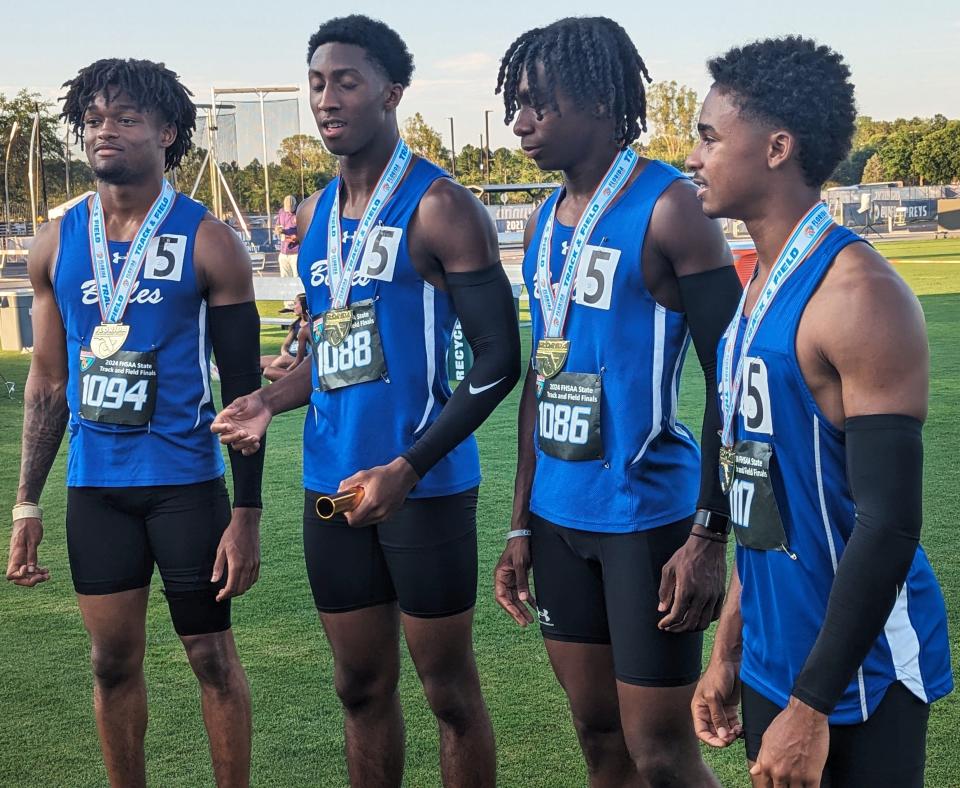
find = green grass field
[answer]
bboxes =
[1,238,959,786]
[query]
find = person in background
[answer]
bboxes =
[260,293,310,381]
[276,195,299,310]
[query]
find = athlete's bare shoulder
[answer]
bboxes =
[296,188,325,243]
[194,213,255,303]
[523,203,545,253]
[27,218,64,288]
[648,175,731,277]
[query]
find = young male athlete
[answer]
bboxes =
[6,59,264,787]
[687,37,952,787]
[212,15,519,788]
[491,17,743,787]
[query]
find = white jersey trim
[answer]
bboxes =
[883,587,928,703]
[414,283,436,434]
[194,299,211,430]
[631,304,666,465]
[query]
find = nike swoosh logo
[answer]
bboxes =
[468,377,506,395]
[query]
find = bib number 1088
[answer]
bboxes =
[81,375,150,411]
[539,401,591,445]
[320,330,372,374]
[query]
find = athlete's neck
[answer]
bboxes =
[96,175,166,241]
[746,184,823,278]
[561,143,623,202]
[338,123,402,217]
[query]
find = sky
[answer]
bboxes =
[3,0,958,156]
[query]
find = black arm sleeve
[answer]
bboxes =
[402,265,521,478]
[792,414,923,714]
[677,266,744,515]
[209,301,265,509]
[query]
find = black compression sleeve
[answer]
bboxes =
[677,266,744,515]
[402,266,521,478]
[792,414,923,714]
[209,301,265,509]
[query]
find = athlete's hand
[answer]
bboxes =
[494,535,537,626]
[339,457,419,527]
[657,527,727,632]
[211,508,261,602]
[692,656,742,747]
[750,696,829,787]
[211,391,271,456]
[6,517,50,586]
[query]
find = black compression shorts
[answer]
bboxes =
[530,514,703,687]
[303,487,478,618]
[66,478,233,633]
[742,681,930,787]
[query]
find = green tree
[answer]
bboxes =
[831,147,876,185]
[860,153,886,184]
[912,122,960,184]
[402,113,447,166]
[644,81,699,168]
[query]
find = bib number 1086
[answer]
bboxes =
[539,401,591,445]
[81,375,150,411]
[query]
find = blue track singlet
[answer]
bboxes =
[719,225,952,723]
[523,160,700,532]
[297,157,481,497]
[54,193,224,487]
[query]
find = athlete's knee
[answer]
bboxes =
[164,587,231,637]
[334,663,398,716]
[90,640,144,690]
[570,711,626,769]
[420,671,481,736]
[628,736,704,788]
[182,634,242,695]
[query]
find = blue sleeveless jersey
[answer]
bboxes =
[523,160,700,532]
[720,226,952,723]
[54,193,224,487]
[297,157,481,497]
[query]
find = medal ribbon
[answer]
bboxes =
[89,180,176,324]
[536,147,638,338]
[720,202,834,447]
[326,139,412,310]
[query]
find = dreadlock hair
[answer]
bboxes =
[306,15,414,87]
[496,17,652,148]
[708,37,856,187]
[61,58,196,171]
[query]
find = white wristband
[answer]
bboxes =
[506,529,532,541]
[12,502,42,522]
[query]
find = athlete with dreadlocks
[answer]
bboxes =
[492,17,742,786]
[7,58,264,787]
[212,14,519,787]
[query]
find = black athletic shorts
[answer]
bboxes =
[303,486,478,618]
[66,477,232,597]
[742,681,930,787]
[530,514,702,687]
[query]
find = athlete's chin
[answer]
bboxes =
[92,162,137,186]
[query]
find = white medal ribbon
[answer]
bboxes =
[536,147,638,338]
[720,202,834,447]
[89,180,176,324]
[326,139,412,310]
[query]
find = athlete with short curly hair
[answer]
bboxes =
[689,37,952,787]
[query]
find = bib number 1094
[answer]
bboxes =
[81,374,150,411]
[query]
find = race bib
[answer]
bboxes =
[79,348,158,426]
[728,440,791,553]
[537,371,602,461]
[310,299,387,391]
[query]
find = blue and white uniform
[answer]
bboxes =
[720,225,952,723]
[54,193,223,487]
[297,157,481,497]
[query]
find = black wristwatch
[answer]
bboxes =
[694,508,731,537]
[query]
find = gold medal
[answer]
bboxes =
[323,307,353,347]
[536,338,570,379]
[90,322,129,359]
[719,444,736,494]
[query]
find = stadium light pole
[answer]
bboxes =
[4,119,20,251]
[447,117,456,177]
[483,110,493,183]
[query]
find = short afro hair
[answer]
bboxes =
[61,58,196,171]
[496,17,652,148]
[708,36,856,187]
[306,15,414,87]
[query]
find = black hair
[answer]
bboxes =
[708,36,856,187]
[495,16,652,148]
[306,15,414,87]
[61,58,196,171]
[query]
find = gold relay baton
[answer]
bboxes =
[315,487,365,520]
